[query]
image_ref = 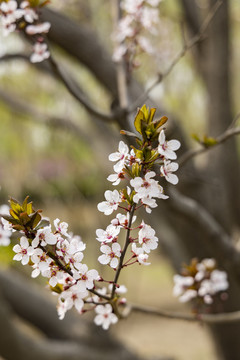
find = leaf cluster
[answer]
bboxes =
[1,196,49,232]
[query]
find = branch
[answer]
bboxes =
[48,56,119,122]
[0,87,91,141]
[179,114,240,166]
[128,0,223,112]
[128,303,240,324]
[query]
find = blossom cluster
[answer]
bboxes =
[0,105,181,330]
[173,258,229,306]
[112,0,162,68]
[0,0,50,62]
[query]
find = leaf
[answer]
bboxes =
[19,212,31,225]
[154,116,168,129]
[148,107,156,123]
[203,136,218,147]
[191,133,201,143]
[22,196,30,212]
[134,109,145,135]
[29,212,42,229]
[1,215,19,225]
[35,219,50,230]
[9,209,20,220]
[120,130,141,140]
[9,198,22,215]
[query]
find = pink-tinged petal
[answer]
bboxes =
[168,139,181,151]
[109,152,120,161]
[87,269,99,281]
[100,245,111,254]
[20,236,29,249]
[98,254,110,265]
[169,162,179,172]
[102,319,111,330]
[13,244,21,253]
[94,314,104,325]
[158,130,165,145]
[74,298,84,312]
[118,141,128,153]
[21,255,29,265]
[166,173,179,185]
[110,313,118,324]
[13,254,22,261]
[112,242,121,253]
[110,257,118,268]
[49,277,57,287]
[145,171,156,180]
[31,268,40,278]
[107,174,118,182]
[95,305,106,315]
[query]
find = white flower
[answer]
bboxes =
[111,212,136,228]
[108,284,127,294]
[34,226,57,246]
[132,243,150,265]
[96,224,120,243]
[54,218,69,237]
[42,266,64,287]
[160,160,179,185]
[121,0,143,14]
[109,141,129,172]
[98,243,121,268]
[75,264,99,291]
[59,285,88,314]
[31,248,51,278]
[107,170,125,186]
[131,171,168,209]
[20,1,38,23]
[13,236,34,265]
[173,274,194,297]
[138,222,158,253]
[26,21,51,35]
[97,190,121,215]
[30,42,50,63]
[94,304,118,330]
[158,130,181,160]
[179,289,197,303]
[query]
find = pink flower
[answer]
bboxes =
[158,130,181,160]
[94,304,118,330]
[30,42,50,63]
[98,242,121,269]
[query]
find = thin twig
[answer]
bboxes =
[111,204,136,298]
[128,0,223,112]
[48,56,117,122]
[179,114,240,167]
[128,303,240,324]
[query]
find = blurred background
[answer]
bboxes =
[0,0,240,359]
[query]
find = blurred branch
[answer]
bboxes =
[128,0,223,112]
[0,52,119,122]
[180,0,201,35]
[168,188,240,269]
[48,56,120,122]
[179,113,240,166]
[111,0,129,109]
[129,303,240,324]
[0,87,90,141]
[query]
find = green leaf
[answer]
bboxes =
[154,116,168,129]
[29,212,42,229]
[19,212,31,225]
[35,219,50,230]
[191,133,201,143]
[134,109,145,135]
[203,136,218,147]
